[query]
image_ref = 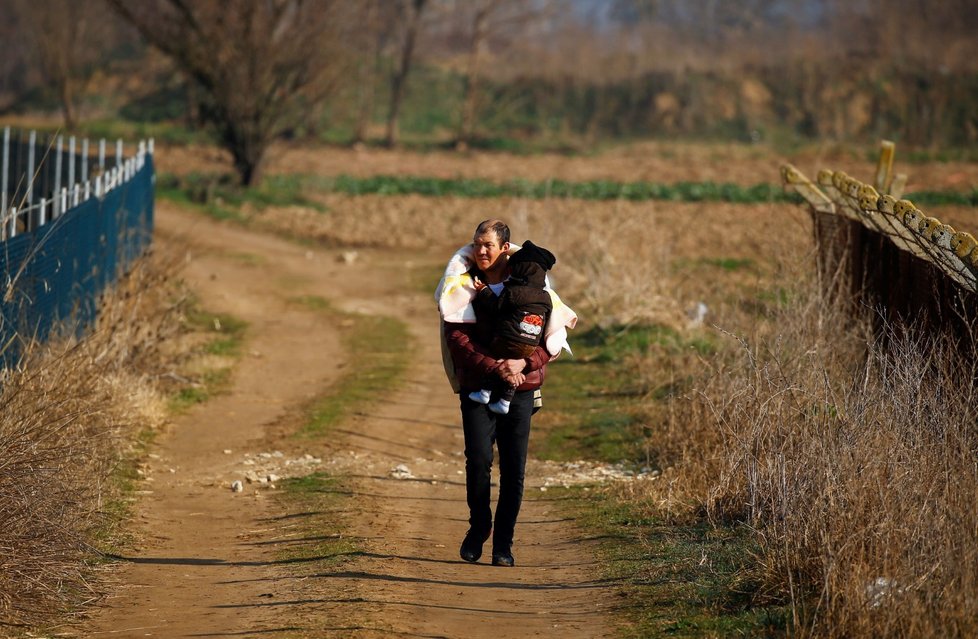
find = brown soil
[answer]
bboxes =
[78,202,617,638]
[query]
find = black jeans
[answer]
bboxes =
[460,389,534,552]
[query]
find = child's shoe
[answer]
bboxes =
[468,389,491,404]
[488,398,511,414]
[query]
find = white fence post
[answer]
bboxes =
[68,136,76,190]
[1,126,8,219]
[116,139,122,169]
[73,183,80,207]
[84,180,90,200]
[39,198,47,227]
[61,187,67,214]
[27,131,36,210]
[99,138,106,172]
[8,206,16,238]
[54,136,63,225]
[82,138,89,183]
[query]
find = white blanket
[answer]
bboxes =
[434,243,578,357]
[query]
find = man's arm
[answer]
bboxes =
[444,322,500,378]
[523,344,552,372]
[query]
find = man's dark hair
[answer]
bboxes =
[475,219,510,245]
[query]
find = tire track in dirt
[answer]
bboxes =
[80,202,618,638]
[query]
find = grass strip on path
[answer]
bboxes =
[287,295,413,439]
[167,298,249,413]
[266,294,413,636]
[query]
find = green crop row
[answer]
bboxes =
[285,174,978,206]
[312,174,803,203]
[901,189,978,206]
[160,171,978,207]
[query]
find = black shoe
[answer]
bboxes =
[491,550,515,567]
[459,529,490,563]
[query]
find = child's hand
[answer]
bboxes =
[472,276,486,291]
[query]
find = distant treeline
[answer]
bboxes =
[382,64,978,149]
[5,0,977,185]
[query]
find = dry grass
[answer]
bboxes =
[0,247,185,629]
[252,194,810,330]
[682,285,978,637]
[581,202,978,636]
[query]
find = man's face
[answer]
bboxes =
[472,231,509,273]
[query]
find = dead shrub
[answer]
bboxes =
[656,268,978,637]
[0,246,185,628]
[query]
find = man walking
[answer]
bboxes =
[439,219,565,567]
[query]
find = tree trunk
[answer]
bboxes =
[385,0,427,148]
[185,78,202,128]
[224,123,267,187]
[58,76,76,130]
[353,1,379,145]
[457,2,494,150]
[234,148,264,187]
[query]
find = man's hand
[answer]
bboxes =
[501,371,526,387]
[498,358,527,376]
[497,358,527,387]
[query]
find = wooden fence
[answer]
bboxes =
[781,141,978,353]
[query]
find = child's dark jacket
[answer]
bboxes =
[494,261,552,347]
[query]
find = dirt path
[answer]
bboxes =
[81,203,618,638]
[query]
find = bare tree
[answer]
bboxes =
[15,0,113,129]
[385,0,429,148]
[108,0,346,186]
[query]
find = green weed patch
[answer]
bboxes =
[95,424,160,556]
[902,188,978,206]
[578,324,716,360]
[167,304,248,413]
[535,324,712,464]
[157,172,325,221]
[562,487,790,638]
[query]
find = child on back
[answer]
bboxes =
[469,240,555,414]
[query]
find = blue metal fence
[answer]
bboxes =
[0,132,154,363]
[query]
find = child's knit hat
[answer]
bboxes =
[509,240,556,271]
